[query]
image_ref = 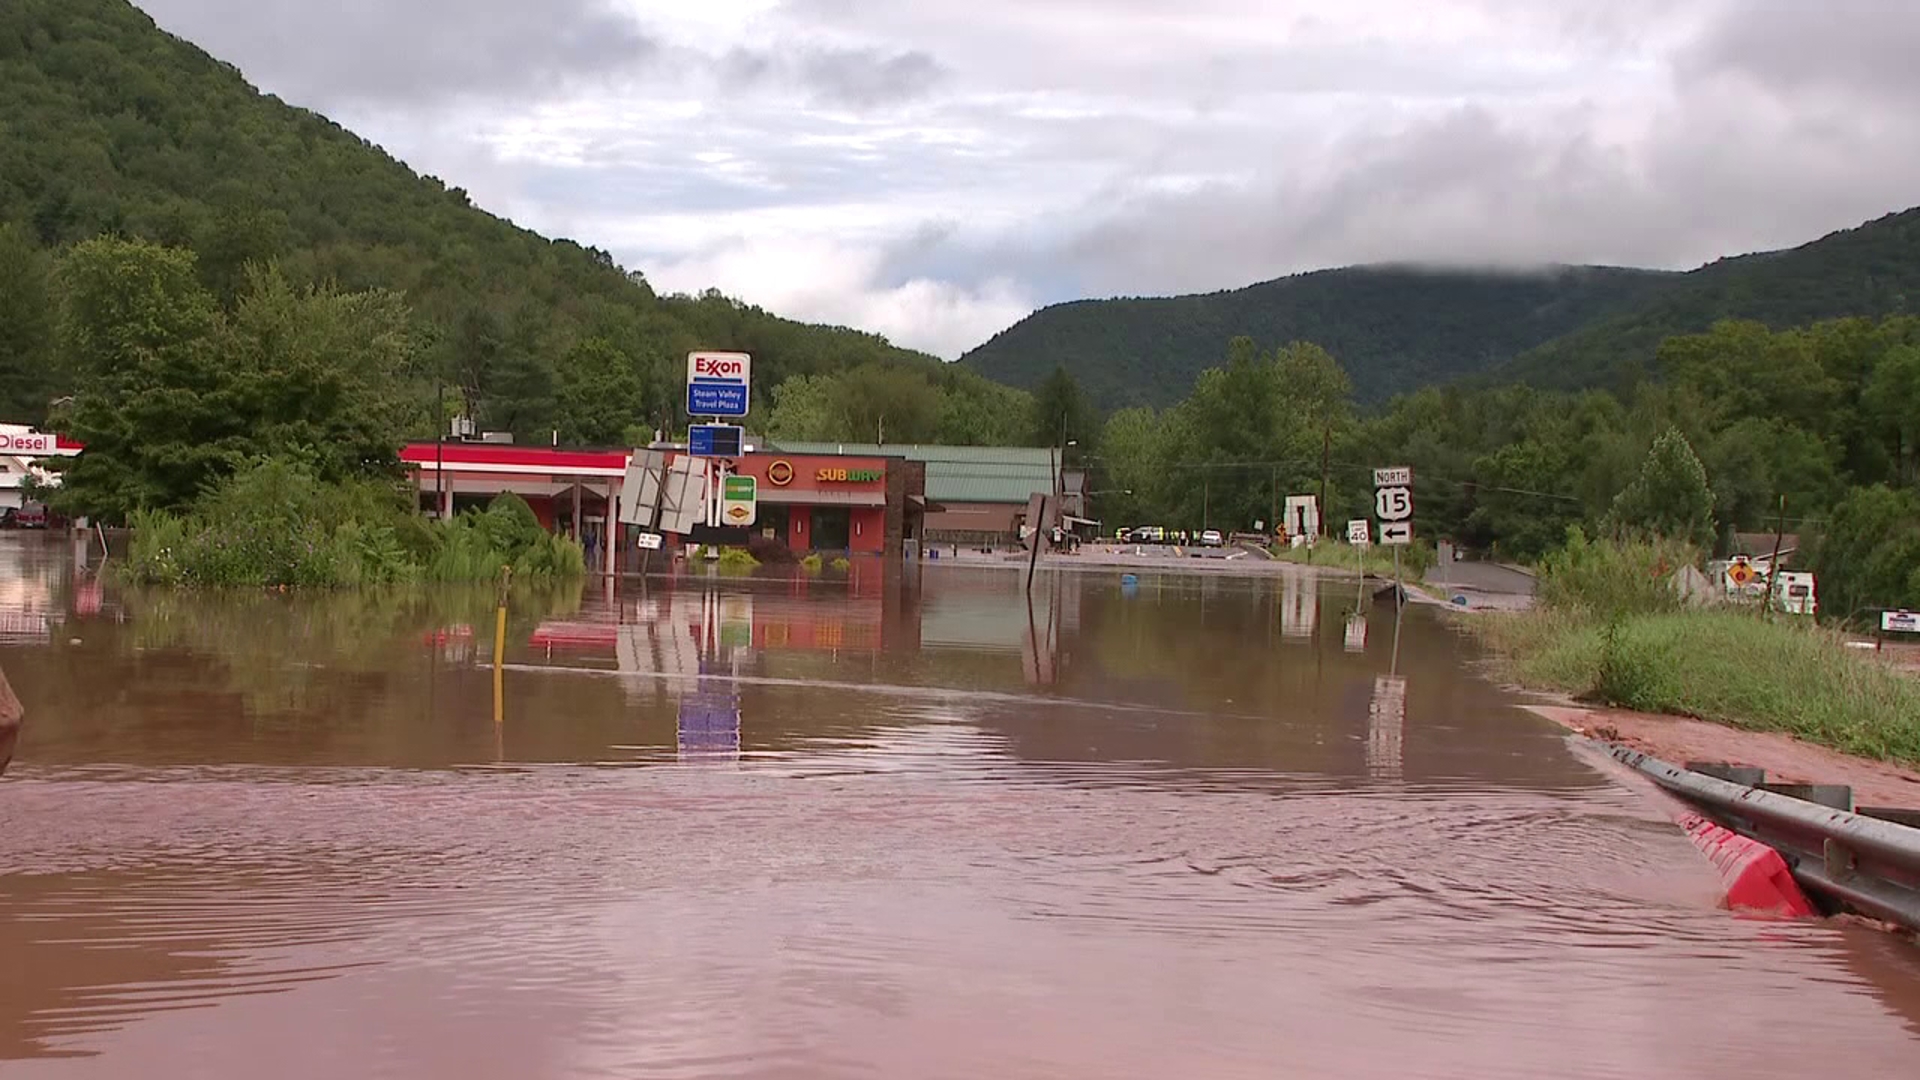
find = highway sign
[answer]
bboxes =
[688,423,743,457]
[1346,518,1371,546]
[1885,610,1920,634]
[1373,466,1412,487]
[686,351,751,418]
[1374,486,1412,521]
[722,475,757,527]
[1380,521,1414,546]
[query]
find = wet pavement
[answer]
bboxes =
[3,532,1919,1078]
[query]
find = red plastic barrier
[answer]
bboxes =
[1676,811,1817,917]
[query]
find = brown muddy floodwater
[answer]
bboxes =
[3,533,1919,1078]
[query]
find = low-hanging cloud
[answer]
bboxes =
[140,0,661,106]
[125,0,1920,358]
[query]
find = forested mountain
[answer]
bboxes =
[960,265,1671,410]
[1501,208,1920,390]
[963,208,1920,411]
[0,0,1026,444]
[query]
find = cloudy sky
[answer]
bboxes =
[140,0,1920,358]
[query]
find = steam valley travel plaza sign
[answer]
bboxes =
[686,351,751,418]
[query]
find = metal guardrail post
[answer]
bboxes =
[1611,746,1920,931]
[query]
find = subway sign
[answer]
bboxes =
[816,467,883,483]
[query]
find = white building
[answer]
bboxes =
[0,425,81,512]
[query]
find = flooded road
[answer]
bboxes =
[4,533,1919,1078]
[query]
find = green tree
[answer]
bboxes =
[1096,406,1163,525]
[1863,344,1920,487]
[49,237,235,517]
[835,364,941,444]
[1809,485,1920,621]
[0,224,54,422]
[1030,364,1095,450]
[765,373,843,441]
[936,372,1031,445]
[1606,427,1717,548]
[555,337,643,445]
[217,263,422,475]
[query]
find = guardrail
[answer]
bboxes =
[1608,745,1920,932]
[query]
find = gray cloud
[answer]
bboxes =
[125,0,1920,359]
[718,45,946,109]
[139,0,659,106]
[1683,0,1920,104]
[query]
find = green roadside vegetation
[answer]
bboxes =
[1269,539,1435,579]
[1469,531,1920,766]
[123,459,583,588]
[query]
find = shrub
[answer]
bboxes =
[120,457,584,588]
[830,557,852,573]
[1536,526,1694,618]
[799,553,824,575]
[715,547,760,575]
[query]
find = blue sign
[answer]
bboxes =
[688,424,743,457]
[688,379,749,418]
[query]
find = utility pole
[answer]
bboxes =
[435,382,446,519]
[1270,467,1277,539]
[1318,423,1331,542]
[1763,495,1787,620]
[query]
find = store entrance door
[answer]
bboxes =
[811,507,852,551]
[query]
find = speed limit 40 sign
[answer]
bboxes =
[1373,466,1413,546]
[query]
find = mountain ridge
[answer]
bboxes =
[961,207,1920,409]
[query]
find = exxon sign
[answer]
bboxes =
[686,351,751,418]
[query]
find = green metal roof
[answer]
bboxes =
[770,442,1057,504]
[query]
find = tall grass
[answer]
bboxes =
[123,458,585,588]
[1470,529,1920,765]
[1270,538,1434,577]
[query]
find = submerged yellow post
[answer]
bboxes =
[493,565,512,726]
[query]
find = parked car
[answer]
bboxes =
[14,502,49,529]
[1200,529,1224,547]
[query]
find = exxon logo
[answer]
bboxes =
[693,354,746,379]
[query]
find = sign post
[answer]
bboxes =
[1373,466,1414,599]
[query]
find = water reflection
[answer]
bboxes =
[4,534,1920,1077]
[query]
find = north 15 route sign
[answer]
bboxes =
[687,351,751,418]
[1373,466,1413,546]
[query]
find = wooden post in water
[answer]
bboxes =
[0,659,21,777]
[493,565,511,727]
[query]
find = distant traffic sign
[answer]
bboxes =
[1373,462,1413,548]
[1885,610,1920,634]
[637,531,664,551]
[686,351,751,418]
[1346,519,1371,546]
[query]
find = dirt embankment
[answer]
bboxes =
[1527,703,1920,809]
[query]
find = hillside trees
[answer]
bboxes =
[47,237,419,519]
